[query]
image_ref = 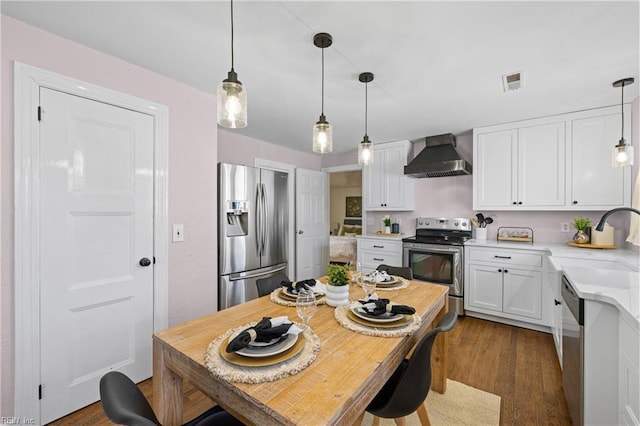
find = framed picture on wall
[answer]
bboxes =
[345,196,362,218]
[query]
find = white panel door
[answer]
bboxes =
[502,268,542,319]
[466,264,503,312]
[570,112,627,208]
[295,169,329,280]
[39,88,154,423]
[518,122,565,207]
[475,130,517,208]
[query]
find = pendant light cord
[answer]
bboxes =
[321,47,325,115]
[620,81,625,140]
[230,0,235,72]
[364,80,368,137]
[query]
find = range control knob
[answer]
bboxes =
[462,222,467,227]
[454,221,459,226]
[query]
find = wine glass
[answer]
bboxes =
[348,260,362,285]
[361,274,377,299]
[296,290,317,326]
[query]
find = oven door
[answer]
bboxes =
[403,243,463,297]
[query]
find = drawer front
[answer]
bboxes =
[360,250,402,267]
[359,239,402,253]
[468,248,542,268]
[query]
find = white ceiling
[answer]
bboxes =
[3,1,639,155]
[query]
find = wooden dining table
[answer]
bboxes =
[153,280,449,425]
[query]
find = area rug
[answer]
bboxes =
[361,379,501,425]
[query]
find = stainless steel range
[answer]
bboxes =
[402,217,471,315]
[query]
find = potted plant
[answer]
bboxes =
[382,215,392,234]
[572,216,592,244]
[326,264,350,307]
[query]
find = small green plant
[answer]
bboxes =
[327,264,349,286]
[382,215,391,227]
[572,216,592,231]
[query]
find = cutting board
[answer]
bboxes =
[567,242,616,249]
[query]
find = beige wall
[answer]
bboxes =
[329,171,362,233]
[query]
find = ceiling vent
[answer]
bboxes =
[502,71,523,92]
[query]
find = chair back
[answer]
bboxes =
[256,272,290,297]
[100,371,159,426]
[376,264,413,280]
[374,311,457,418]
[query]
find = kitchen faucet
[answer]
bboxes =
[595,207,640,231]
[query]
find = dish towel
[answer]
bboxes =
[225,316,302,353]
[358,295,416,316]
[626,172,640,246]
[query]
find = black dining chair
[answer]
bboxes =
[376,264,414,280]
[256,272,290,297]
[365,311,458,425]
[99,371,244,426]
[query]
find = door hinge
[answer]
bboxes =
[37,106,42,121]
[38,384,42,400]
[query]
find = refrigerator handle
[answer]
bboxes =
[261,182,268,255]
[256,183,262,257]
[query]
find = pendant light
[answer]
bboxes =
[312,33,333,153]
[358,72,374,166]
[612,77,634,167]
[217,0,247,129]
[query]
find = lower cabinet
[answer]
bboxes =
[357,236,403,274]
[465,245,548,327]
[619,316,640,425]
[467,264,542,320]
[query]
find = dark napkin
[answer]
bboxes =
[225,317,293,353]
[281,278,316,293]
[358,298,416,316]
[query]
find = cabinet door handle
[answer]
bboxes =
[554,299,562,306]
[518,201,523,205]
[494,255,512,259]
[573,201,578,205]
[504,269,509,273]
[373,257,384,261]
[498,269,503,272]
[373,245,384,248]
[512,201,517,205]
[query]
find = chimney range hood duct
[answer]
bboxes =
[404,133,472,178]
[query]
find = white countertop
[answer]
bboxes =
[357,233,411,241]
[466,238,640,330]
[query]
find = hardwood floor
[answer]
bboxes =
[49,316,571,425]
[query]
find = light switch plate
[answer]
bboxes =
[173,224,184,242]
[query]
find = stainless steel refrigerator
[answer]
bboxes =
[218,163,288,309]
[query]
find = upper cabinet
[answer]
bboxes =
[473,105,631,211]
[363,140,415,211]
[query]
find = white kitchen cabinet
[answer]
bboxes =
[473,104,631,211]
[619,316,640,425]
[465,246,547,327]
[568,105,632,209]
[357,236,403,274]
[474,121,565,210]
[363,140,414,211]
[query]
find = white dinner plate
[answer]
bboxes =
[350,306,404,323]
[230,331,299,358]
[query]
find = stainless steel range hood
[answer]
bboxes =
[404,133,472,178]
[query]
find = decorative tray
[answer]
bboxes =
[497,227,533,243]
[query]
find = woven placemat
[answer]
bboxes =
[334,305,421,337]
[205,322,321,383]
[269,287,326,306]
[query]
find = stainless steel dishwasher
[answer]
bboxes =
[561,275,584,426]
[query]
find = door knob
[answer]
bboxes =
[298,230,304,235]
[139,257,152,267]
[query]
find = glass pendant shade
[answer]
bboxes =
[217,75,247,129]
[611,77,634,167]
[612,141,634,167]
[313,115,332,153]
[358,136,373,165]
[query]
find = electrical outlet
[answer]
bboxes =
[173,224,184,242]
[560,222,570,233]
